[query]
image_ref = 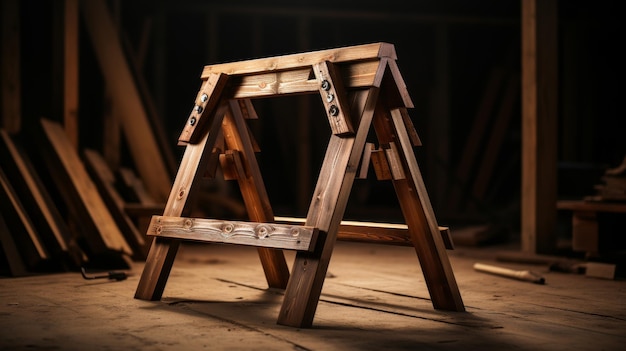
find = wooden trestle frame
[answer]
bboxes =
[134,42,465,328]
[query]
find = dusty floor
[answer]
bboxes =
[1,241,625,350]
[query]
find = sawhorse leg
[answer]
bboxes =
[278,88,379,327]
[374,106,464,311]
[135,100,290,300]
[222,100,290,288]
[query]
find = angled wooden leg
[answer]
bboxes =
[277,88,379,327]
[222,100,290,288]
[373,106,464,311]
[135,106,226,300]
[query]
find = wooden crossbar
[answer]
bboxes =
[147,216,318,252]
[275,216,453,249]
[201,42,396,77]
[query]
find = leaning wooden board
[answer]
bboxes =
[0,166,48,271]
[38,118,133,258]
[0,130,83,268]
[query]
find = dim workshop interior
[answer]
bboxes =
[1,0,624,350]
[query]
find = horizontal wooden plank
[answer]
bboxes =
[274,216,452,249]
[147,216,319,251]
[202,42,396,77]
[226,60,384,99]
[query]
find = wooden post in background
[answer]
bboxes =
[63,0,79,147]
[1,0,21,133]
[521,0,558,254]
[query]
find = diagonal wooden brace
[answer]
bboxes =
[313,61,354,136]
[179,73,229,144]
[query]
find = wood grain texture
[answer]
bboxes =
[135,104,227,300]
[278,86,381,327]
[313,61,354,135]
[148,216,318,251]
[178,73,229,144]
[202,42,396,77]
[223,100,290,288]
[385,108,464,311]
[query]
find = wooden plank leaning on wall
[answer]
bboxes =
[81,0,173,203]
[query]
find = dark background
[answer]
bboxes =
[14,0,625,231]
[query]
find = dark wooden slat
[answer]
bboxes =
[0,130,83,268]
[83,149,148,260]
[313,61,354,135]
[0,213,28,276]
[0,167,48,269]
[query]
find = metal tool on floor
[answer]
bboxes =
[81,267,127,281]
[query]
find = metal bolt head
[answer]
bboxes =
[189,116,196,125]
[200,93,208,102]
[326,92,334,103]
[321,79,331,91]
[329,105,339,117]
[194,105,203,114]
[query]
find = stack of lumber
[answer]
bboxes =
[0,120,160,277]
[586,156,626,202]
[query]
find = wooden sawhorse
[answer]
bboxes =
[134,42,464,328]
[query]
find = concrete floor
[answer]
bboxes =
[1,241,625,350]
